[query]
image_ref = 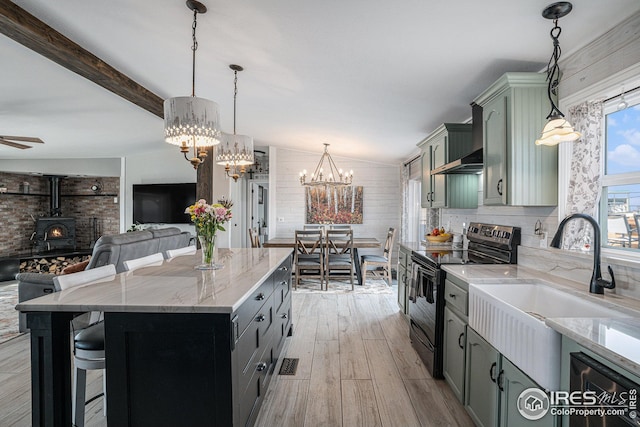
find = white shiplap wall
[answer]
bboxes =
[273,147,401,260]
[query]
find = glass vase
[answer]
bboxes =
[196,233,224,270]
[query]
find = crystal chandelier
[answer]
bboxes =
[163,0,221,169]
[299,144,353,187]
[535,2,581,146]
[216,65,254,181]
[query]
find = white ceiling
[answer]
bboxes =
[1,0,639,164]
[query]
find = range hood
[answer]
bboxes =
[430,148,483,175]
[431,102,484,175]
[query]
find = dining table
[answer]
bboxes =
[263,237,381,286]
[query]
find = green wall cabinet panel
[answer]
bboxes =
[418,123,478,209]
[443,306,466,402]
[500,357,557,427]
[465,327,500,427]
[475,72,558,206]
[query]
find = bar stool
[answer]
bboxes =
[53,264,117,427]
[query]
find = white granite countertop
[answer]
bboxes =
[16,248,293,314]
[443,263,640,376]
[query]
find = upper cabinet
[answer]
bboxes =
[418,124,478,209]
[474,72,558,206]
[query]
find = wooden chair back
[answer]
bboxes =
[248,228,261,248]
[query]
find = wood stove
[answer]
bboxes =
[31,175,77,253]
[33,217,76,252]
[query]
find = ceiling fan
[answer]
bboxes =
[0,135,44,149]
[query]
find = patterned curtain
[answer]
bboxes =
[562,100,604,249]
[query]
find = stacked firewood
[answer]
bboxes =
[20,255,91,275]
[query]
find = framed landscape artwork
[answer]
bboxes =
[305,186,363,224]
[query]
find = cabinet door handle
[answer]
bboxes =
[281,313,288,319]
[497,179,503,196]
[256,293,265,301]
[497,369,505,391]
[280,281,288,286]
[489,362,497,383]
[279,266,289,272]
[257,362,268,372]
[448,293,456,299]
[458,332,464,349]
[256,314,266,322]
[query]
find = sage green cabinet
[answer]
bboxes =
[443,306,466,402]
[499,357,556,427]
[397,245,412,316]
[418,123,478,209]
[474,72,558,206]
[466,327,557,427]
[465,327,500,427]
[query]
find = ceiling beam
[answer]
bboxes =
[0,0,164,118]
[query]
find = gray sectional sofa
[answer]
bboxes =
[16,227,192,331]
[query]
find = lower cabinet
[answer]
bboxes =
[443,306,466,402]
[465,327,557,427]
[465,327,500,427]
[397,245,412,316]
[104,255,293,427]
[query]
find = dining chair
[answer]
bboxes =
[52,264,117,427]
[330,224,352,230]
[325,229,355,290]
[361,227,396,285]
[248,227,261,248]
[123,252,164,272]
[303,224,325,234]
[294,229,324,290]
[164,245,196,259]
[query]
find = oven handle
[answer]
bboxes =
[410,320,435,352]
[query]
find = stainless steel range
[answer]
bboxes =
[408,222,521,378]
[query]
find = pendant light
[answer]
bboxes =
[535,2,581,146]
[216,65,254,181]
[299,144,353,187]
[164,0,221,169]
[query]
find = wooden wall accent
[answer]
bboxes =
[559,10,640,97]
[196,148,214,203]
[0,0,163,118]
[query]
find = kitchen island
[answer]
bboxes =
[17,247,293,427]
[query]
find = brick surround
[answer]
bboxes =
[0,172,120,255]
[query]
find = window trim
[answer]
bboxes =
[558,64,640,260]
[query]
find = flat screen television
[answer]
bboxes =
[133,183,196,224]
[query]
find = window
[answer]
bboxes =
[601,89,640,252]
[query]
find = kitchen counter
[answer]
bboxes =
[443,263,640,377]
[17,247,293,314]
[18,247,294,426]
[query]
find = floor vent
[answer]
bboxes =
[279,358,299,375]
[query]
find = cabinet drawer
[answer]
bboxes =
[274,275,291,313]
[236,335,275,427]
[236,302,274,375]
[445,279,468,316]
[275,293,291,357]
[235,278,273,337]
[273,257,292,284]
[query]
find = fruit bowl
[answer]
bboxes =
[426,234,452,243]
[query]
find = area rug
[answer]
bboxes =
[0,282,22,344]
[293,277,395,294]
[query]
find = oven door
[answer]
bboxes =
[409,261,443,378]
[569,352,640,426]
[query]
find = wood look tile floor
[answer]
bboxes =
[0,290,474,427]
